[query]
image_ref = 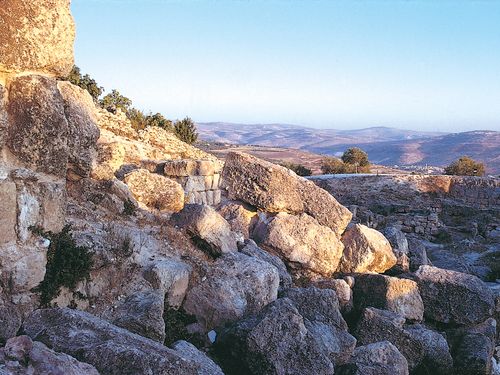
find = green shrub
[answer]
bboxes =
[174,117,198,144]
[100,89,132,113]
[63,65,103,102]
[321,157,346,174]
[122,199,136,216]
[32,225,93,306]
[280,162,312,176]
[444,156,485,177]
[163,307,200,346]
[145,112,173,131]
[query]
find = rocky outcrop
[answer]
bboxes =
[353,274,424,321]
[57,81,100,180]
[412,265,495,325]
[239,239,292,292]
[215,298,335,375]
[340,224,397,273]
[0,0,75,78]
[254,212,344,277]
[143,259,191,308]
[23,308,224,375]
[112,291,166,343]
[337,341,409,375]
[282,288,356,366]
[0,335,99,375]
[123,168,184,212]
[172,204,239,256]
[354,307,425,371]
[183,252,279,330]
[312,278,353,314]
[222,152,352,237]
[218,201,258,239]
[7,75,69,177]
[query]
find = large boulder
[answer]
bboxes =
[404,324,453,375]
[57,81,100,180]
[337,341,409,375]
[383,226,410,273]
[183,252,279,330]
[170,340,224,375]
[254,212,344,277]
[354,307,425,371]
[215,298,335,375]
[218,200,258,239]
[123,168,184,212]
[0,0,75,77]
[312,278,354,314]
[0,303,21,345]
[0,335,99,375]
[112,291,166,343]
[222,152,352,237]
[407,237,431,271]
[171,204,239,256]
[23,308,224,375]
[6,75,69,177]
[239,239,292,292]
[340,224,397,273]
[282,287,356,366]
[353,274,424,321]
[144,259,191,308]
[413,266,495,325]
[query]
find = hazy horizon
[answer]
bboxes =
[72,0,500,132]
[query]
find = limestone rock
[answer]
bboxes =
[0,180,17,245]
[312,278,354,314]
[0,303,21,345]
[171,340,224,375]
[163,159,222,176]
[222,152,352,237]
[254,212,344,277]
[23,308,224,375]
[0,0,75,77]
[0,335,99,375]
[144,259,191,308]
[215,298,335,375]
[57,81,100,180]
[239,239,292,292]
[405,324,453,375]
[383,226,410,273]
[7,75,69,177]
[353,274,424,321]
[171,204,239,256]
[112,291,166,343]
[218,201,258,239]
[407,237,431,271]
[340,224,397,273]
[183,252,279,330]
[337,341,409,375]
[0,85,7,150]
[282,287,356,366]
[413,265,495,325]
[354,307,425,371]
[123,168,184,212]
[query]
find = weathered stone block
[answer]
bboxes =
[0,181,17,245]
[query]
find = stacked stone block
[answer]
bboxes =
[164,159,223,205]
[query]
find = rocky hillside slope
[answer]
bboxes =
[0,1,499,375]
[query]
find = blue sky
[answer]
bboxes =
[72,0,500,132]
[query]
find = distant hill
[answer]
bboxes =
[197,123,500,174]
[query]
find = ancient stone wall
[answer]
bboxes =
[164,159,223,205]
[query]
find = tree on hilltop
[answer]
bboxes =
[321,157,346,174]
[174,117,198,144]
[445,156,485,177]
[341,147,370,168]
[100,89,132,113]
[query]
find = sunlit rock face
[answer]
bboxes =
[0,0,75,79]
